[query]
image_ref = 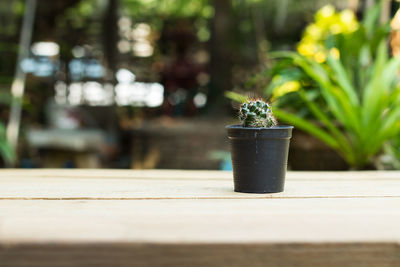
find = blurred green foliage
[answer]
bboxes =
[265,3,400,169]
[0,122,15,166]
[271,42,400,169]
[267,3,389,114]
[0,91,15,165]
[122,0,214,45]
[123,0,213,19]
[384,139,400,169]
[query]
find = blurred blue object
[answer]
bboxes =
[209,150,232,170]
[69,59,104,80]
[19,159,37,168]
[220,159,232,171]
[20,56,59,77]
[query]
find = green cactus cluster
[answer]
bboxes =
[239,100,277,128]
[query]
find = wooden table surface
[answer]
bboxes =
[0,169,400,267]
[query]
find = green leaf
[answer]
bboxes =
[0,122,15,165]
[361,41,398,133]
[273,108,341,151]
[297,90,354,160]
[326,56,359,106]
[0,140,15,165]
[363,1,381,38]
[225,91,248,103]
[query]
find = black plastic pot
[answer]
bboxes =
[226,125,293,193]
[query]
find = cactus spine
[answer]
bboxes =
[239,100,277,128]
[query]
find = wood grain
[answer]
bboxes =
[2,168,400,180]
[0,169,400,199]
[0,169,400,266]
[1,198,400,243]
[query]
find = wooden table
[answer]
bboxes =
[0,169,399,266]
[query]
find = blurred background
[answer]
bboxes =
[1,0,400,171]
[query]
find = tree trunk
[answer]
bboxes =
[208,0,232,111]
[102,0,119,76]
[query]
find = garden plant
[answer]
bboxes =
[264,4,399,169]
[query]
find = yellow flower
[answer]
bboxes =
[297,5,359,61]
[330,23,342,34]
[297,42,316,56]
[305,24,322,40]
[314,51,326,63]
[340,9,359,33]
[317,5,335,19]
[329,47,340,59]
[340,9,355,24]
[272,80,301,100]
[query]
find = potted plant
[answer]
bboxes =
[226,99,293,193]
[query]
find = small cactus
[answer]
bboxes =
[239,100,277,128]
